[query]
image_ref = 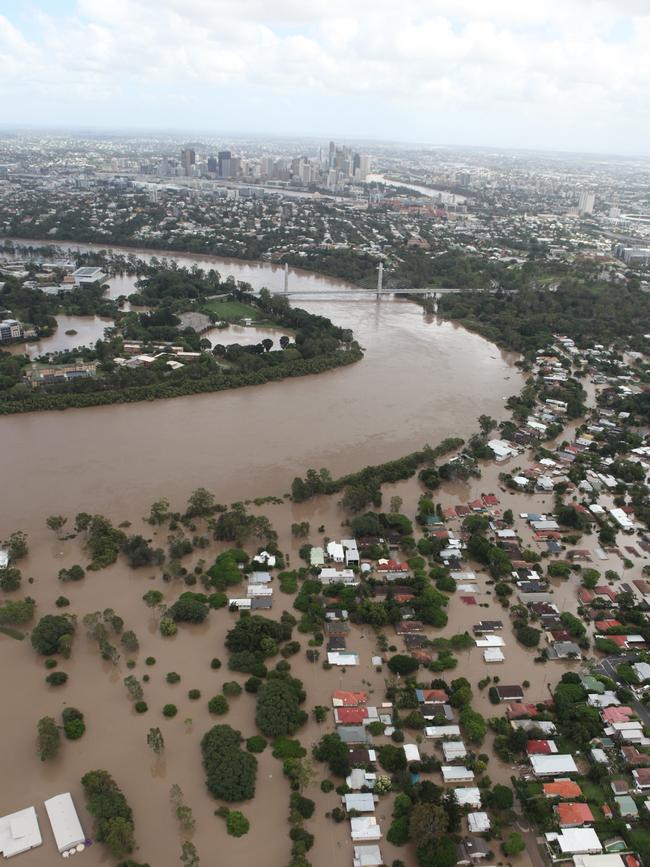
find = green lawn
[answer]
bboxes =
[579,780,607,805]
[201,299,266,322]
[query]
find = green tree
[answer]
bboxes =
[489,784,513,810]
[201,725,257,801]
[186,487,216,518]
[416,837,456,867]
[31,614,75,656]
[208,695,229,715]
[147,498,171,525]
[226,811,250,837]
[147,727,165,755]
[5,531,28,562]
[81,769,136,859]
[46,515,67,537]
[502,832,525,856]
[387,654,419,676]
[180,841,199,867]
[37,716,60,761]
[313,733,350,777]
[409,803,448,845]
[255,678,307,737]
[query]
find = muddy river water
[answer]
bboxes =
[0,243,533,867]
[1,242,522,533]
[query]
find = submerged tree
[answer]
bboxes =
[37,716,60,761]
[147,727,165,755]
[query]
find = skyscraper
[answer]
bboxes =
[358,154,371,181]
[180,148,195,176]
[218,151,232,179]
[578,191,595,214]
[207,156,218,174]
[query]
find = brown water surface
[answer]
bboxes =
[1,243,521,533]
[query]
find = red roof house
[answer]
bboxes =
[556,803,594,827]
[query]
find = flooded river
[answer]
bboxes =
[1,241,522,534]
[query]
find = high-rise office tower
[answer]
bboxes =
[181,148,196,176]
[218,151,232,178]
[578,191,595,214]
[207,156,218,174]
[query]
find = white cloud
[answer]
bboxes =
[0,0,649,150]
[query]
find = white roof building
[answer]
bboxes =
[350,817,382,841]
[342,539,360,565]
[72,266,106,285]
[328,652,359,666]
[609,508,634,532]
[0,806,42,858]
[43,793,85,854]
[344,793,376,813]
[442,765,474,783]
[487,439,518,461]
[475,635,505,647]
[0,549,8,569]
[453,787,481,808]
[483,648,505,662]
[530,754,578,776]
[347,769,377,791]
[403,744,421,763]
[353,844,384,867]
[424,725,461,739]
[327,541,345,562]
[246,585,273,597]
[467,812,491,833]
[253,551,276,567]
[450,571,476,582]
[248,571,272,584]
[319,568,359,586]
[442,741,467,761]
[547,828,602,855]
[633,662,650,682]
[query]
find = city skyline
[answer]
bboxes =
[1,0,650,155]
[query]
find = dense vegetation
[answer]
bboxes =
[81,769,136,859]
[291,437,464,506]
[255,676,308,737]
[201,724,257,802]
[0,267,362,414]
[439,280,650,354]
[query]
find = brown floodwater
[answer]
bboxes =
[4,315,114,359]
[1,242,521,534]
[0,242,537,867]
[0,458,574,867]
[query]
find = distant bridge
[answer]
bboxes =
[273,262,481,300]
[281,286,459,299]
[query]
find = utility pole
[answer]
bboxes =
[284,262,289,294]
[376,261,383,300]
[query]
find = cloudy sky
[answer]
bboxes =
[1,0,649,153]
